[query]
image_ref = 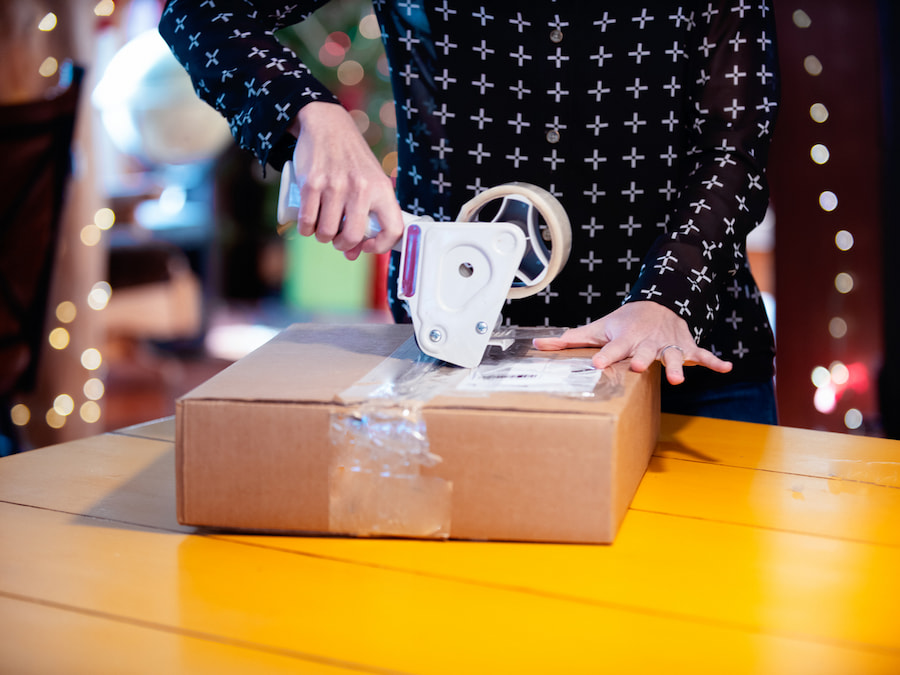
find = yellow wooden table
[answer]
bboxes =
[1,414,899,674]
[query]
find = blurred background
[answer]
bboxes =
[0,0,896,452]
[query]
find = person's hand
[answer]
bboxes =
[289,101,403,259]
[532,301,733,384]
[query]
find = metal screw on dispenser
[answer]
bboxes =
[429,329,443,343]
[475,322,489,335]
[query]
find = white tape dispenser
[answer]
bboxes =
[277,161,572,368]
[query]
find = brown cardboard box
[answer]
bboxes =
[175,323,660,544]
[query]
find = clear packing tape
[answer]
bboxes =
[328,327,625,539]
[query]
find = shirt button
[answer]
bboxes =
[546,129,560,144]
[549,28,563,43]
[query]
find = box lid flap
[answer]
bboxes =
[180,323,413,404]
[180,323,638,416]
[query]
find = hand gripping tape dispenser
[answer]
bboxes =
[277,161,572,368]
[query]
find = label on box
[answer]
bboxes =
[457,358,603,394]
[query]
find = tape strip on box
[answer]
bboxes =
[329,327,618,539]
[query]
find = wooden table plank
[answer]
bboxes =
[660,416,900,487]
[0,594,367,675]
[0,433,189,533]
[1,502,897,675]
[112,416,176,443]
[633,455,900,546]
[220,505,900,650]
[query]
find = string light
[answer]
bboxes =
[45,408,66,430]
[87,281,112,311]
[39,57,59,78]
[38,13,58,31]
[379,101,397,128]
[94,0,115,17]
[94,207,115,229]
[81,348,103,371]
[792,9,812,28]
[56,301,77,323]
[828,316,848,339]
[795,10,870,433]
[835,230,854,251]
[80,401,102,424]
[844,409,863,430]
[818,190,838,212]
[53,394,75,417]
[337,60,365,86]
[349,109,370,133]
[809,103,829,123]
[80,223,103,246]
[804,55,823,76]
[48,327,71,350]
[10,404,30,427]
[381,151,398,175]
[20,6,114,439]
[359,13,381,40]
[810,144,830,165]
[834,272,854,294]
[84,378,105,401]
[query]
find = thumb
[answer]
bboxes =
[533,325,599,352]
[532,336,568,351]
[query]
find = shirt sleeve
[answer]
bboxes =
[158,0,341,168]
[624,0,779,343]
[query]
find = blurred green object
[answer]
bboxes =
[283,233,372,313]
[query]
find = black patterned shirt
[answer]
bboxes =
[160,0,780,389]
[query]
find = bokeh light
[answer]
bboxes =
[810,144,830,165]
[10,404,31,426]
[80,401,102,424]
[80,224,102,246]
[48,327,70,350]
[39,57,59,78]
[828,316,848,339]
[381,151,398,175]
[792,9,812,28]
[94,0,115,17]
[45,408,66,429]
[349,109,370,133]
[804,55,823,76]
[38,13,58,31]
[54,394,75,417]
[810,103,829,123]
[88,282,112,311]
[834,272,854,294]
[56,301,77,323]
[814,383,836,414]
[337,60,365,86]
[379,100,397,128]
[81,348,103,371]
[84,378,105,401]
[359,13,381,39]
[819,190,838,212]
[811,366,830,388]
[835,230,854,251]
[94,207,116,230]
[844,408,863,430]
[830,361,850,386]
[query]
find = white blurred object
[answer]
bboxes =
[92,29,232,165]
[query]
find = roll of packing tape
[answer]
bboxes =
[458,182,572,300]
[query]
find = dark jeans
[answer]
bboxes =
[661,378,778,425]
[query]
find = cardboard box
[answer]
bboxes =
[176,323,660,544]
